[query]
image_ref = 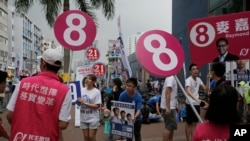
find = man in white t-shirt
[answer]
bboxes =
[154,80,159,93]
[160,75,178,141]
[185,63,208,141]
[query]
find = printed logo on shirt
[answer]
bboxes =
[13,132,50,141]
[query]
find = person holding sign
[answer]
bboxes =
[213,38,239,62]
[185,63,208,141]
[193,85,241,141]
[77,74,102,141]
[119,78,143,141]
[6,49,72,141]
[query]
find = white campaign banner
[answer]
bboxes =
[74,65,93,126]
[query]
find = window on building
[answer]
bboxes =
[209,0,246,15]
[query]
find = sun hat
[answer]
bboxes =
[41,49,63,67]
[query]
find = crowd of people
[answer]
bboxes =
[0,48,249,141]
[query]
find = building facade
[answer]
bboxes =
[172,0,208,84]
[126,32,143,56]
[8,6,43,81]
[0,0,8,71]
[209,0,250,15]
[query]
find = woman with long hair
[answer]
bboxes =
[77,74,102,141]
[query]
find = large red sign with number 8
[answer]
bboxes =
[92,63,106,77]
[188,12,250,67]
[54,10,96,51]
[136,30,184,77]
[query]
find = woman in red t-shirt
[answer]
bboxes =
[193,85,241,141]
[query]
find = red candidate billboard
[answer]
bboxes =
[188,11,250,67]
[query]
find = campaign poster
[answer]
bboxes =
[108,40,121,58]
[188,11,250,67]
[75,65,93,89]
[110,61,122,79]
[111,101,135,140]
[224,60,250,85]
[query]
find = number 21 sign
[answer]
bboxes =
[92,62,106,77]
[86,47,100,62]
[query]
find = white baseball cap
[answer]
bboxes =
[42,49,63,67]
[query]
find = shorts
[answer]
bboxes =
[161,109,177,130]
[80,121,100,129]
[186,104,200,124]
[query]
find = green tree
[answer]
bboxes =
[14,0,115,73]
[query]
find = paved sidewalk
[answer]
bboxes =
[1,106,187,141]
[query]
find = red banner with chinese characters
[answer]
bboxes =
[188,11,250,67]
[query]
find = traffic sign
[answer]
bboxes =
[92,62,106,77]
[86,47,100,62]
[136,30,184,77]
[54,10,96,50]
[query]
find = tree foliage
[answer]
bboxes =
[14,0,116,27]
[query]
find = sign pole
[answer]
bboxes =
[67,50,73,85]
[174,75,203,123]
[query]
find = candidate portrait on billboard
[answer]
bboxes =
[188,11,250,67]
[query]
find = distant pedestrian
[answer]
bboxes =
[146,79,152,92]
[6,49,72,141]
[106,78,124,111]
[147,95,161,115]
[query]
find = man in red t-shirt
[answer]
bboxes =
[6,49,72,141]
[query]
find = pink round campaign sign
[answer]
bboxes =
[54,10,96,51]
[136,30,184,77]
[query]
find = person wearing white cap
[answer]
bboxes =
[6,49,72,141]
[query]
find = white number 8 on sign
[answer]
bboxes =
[190,22,215,47]
[144,34,178,71]
[64,13,86,46]
[136,30,184,77]
[54,10,96,50]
